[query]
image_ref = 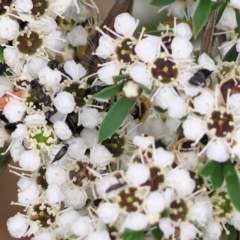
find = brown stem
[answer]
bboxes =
[200,10,218,54]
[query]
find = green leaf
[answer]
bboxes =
[193,0,213,39]
[139,84,152,94]
[149,0,174,7]
[223,224,237,240]
[176,123,184,135]
[235,9,240,34]
[223,160,240,211]
[0,46,4,61]
[216,0,228,24]
[210,162,224,189]
[121,229,144,240]
[113,74,129,83]
[144,30,168,36]
[198,160,219,177]
[93,82,124,99]
[211,0,225,10]
[222,43,238,62]
[98,96,135,142]
[151,226,163,240]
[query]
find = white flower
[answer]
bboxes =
[46,184,65,203]
[90,144,113,167]
[19,150,41,171]
[154,86,176,110]
[67,25,88,47]
[63,186,87,209]
[80,128,98,148]
[216,7,237,30]
[171,37,193,59]
[202,219,222,240]
[18,182,39,204]
[0,17,19,40]
[135,36,159,62]
[64,60,86,80]
[66,137,87,159]
[7,214,29,238]
[97,63,121,85]
[166,0,186,19]
[53,121,72,140]
[206,138,230,162]
[84,230,111,240]
[46,165,68,185]
[71,216,93,237]
[183,118,206,141]
[124,213,148,231]
[24,113,47,126]
[159,218,173,238]
[198,53,216,71]
[95,35,115,59]
[79,108,102,129]
[97,202,120,224]
[180,222,197,240]
[54,91,76,114]
[114,13,138,37]
[133,136,154,149]
[167,95,187,119]
[144,192,165,213]
[175,23,192,40]
[230,0,240,8]
[57,209,79,226]
[153,147,174,168]
[3,98,26,123]
[0,76,13,97]
[166,169,195,196]
[126,163,150,185]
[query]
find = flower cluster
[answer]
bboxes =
[2,0,240,239]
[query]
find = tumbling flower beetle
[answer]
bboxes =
[52,143,69,163]
[30,79,51,107]
[188,69,213,87]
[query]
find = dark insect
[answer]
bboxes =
[30,79,51,107]
[0,62,8,75]
[5,121,22,132]
[47,60,59,70]
[85,85,107,96]
[188,69,213,87]
[52,143,69,163]
[200,134,208,146]
[106,182,126,193]
[65,112,79,135]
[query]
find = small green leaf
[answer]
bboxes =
[93,82,124,99]
[144,30,168,36]
[198,160,219,177]
[149,0,174,6]
[121,229,144,240]
[223,160,240,211]
[176,123,184,135]
[155,139,167,149]
[193,0,213,39]
[0,46,4,61]
[216,0,228,24]
[151,226,163,240]
[222,43,238,62]
[235,9,240,34]
[211,0,225,10]
[223,224,237,240]
[139,84,152,94]
[113,74,129,83]
[98,96,135,142]
[210,162,224,189]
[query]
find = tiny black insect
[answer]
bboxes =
[66,112,78,135]
[200,134,208,146]
[52,143,69,164]
[0,62,7,75]
[30,79,51,107]
[188,69,213,87]
[47,60,59,70]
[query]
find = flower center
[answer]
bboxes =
[0,0,12,15]
[116,38,135,64]
[16,31,43,55]
[26,125,57,153]
[141,166,165,191]
[31,0,48,16]
[30,203,56,227]
[169,198,188,222]
[69,161,96,188]
[102,133,125,157]
[36,165,48,190]
[207,110,234,138]
[116,187,143,213]
[150,57,178,84]
[220,78,240,103]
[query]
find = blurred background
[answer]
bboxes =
[0,0,162,239]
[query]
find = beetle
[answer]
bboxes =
[52,143,69,163]
[47,60,59,70]
[188,69,213,87]
[30,79,51,107]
